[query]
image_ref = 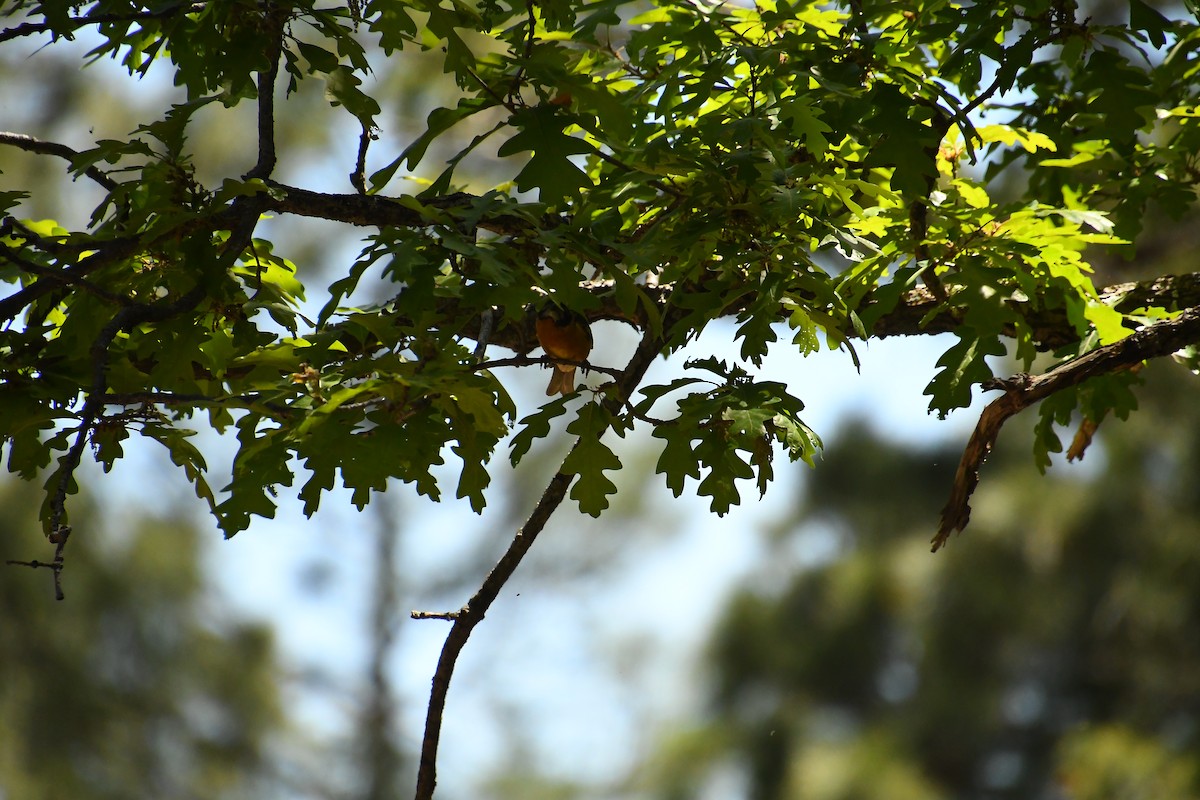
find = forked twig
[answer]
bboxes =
[934,308,1200,551]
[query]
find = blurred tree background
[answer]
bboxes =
[6,1,1200,799]
[0,478,298,799]
[626,361,1200,800]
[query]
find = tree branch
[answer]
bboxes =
[934,306,1200,551]
[0,239,143,323]
[0,243,131,306]
[411,322,665,800]
[474,354,624,381]
[9,167,265,596]
[0,3,208,45]
[259,182,535,235]
[104,391,294,417]
[411,273,1200,360]
[0,131,119,191]
[28,282,207,599]
[0,198,244,324]
[250,181,1200,351]
[243,9,286,182]
[351,122,374,194]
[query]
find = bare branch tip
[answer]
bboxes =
[411,609,461,621]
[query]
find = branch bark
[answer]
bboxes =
[39,282,207,598]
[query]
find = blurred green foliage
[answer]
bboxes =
[643,360,1200,800]
[0,481,291,799]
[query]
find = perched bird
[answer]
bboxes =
[535,304,593,396]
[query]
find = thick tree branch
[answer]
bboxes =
[260,182,537,236]
[5,166,1199,455]
[864,274,1200,347]
[251,182,1200,350]
[7,164,1200,443]
[934,306,1200,551]
[411,322,665,800]
[425,273,1200,358]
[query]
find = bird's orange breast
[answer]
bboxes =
[536,311,593,363]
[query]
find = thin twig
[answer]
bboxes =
[1,216,95,258]
[410,610,460,621]
[351,121,374,194]
[6,534,67,596]
[412,322,665,800]
[12,156,267,597]
[104,391,294,416]
[474,354,623,380]
[0,194,243,325]
[0,243,136,323]
[29,283,204,598]
[507,0,537,100]
[464,63,520,114]
[622,398,673,427]
[591,149,683,198]
[472,308,495,361]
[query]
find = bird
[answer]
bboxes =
[535,304,593,396]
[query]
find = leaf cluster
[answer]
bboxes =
[2,0,1200,544]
